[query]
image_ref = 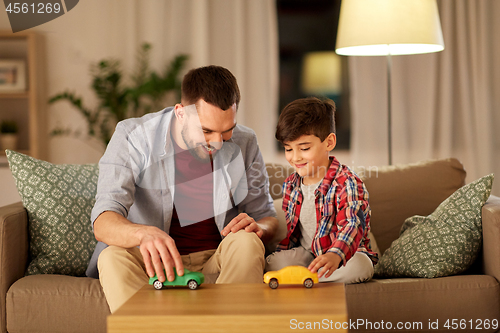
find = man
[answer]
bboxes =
[86,65,278,312]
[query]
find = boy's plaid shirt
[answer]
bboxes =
[277,156,378,267]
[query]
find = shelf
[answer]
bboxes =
[0,30,46,160]
[0,92,29,99]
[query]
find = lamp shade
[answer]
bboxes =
[335,0,444,56]
[302,52,342,95]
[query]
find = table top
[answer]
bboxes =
[109,283,347,333]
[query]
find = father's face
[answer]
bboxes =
[179,100,237,162]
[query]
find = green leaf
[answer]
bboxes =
[48,44,187,147]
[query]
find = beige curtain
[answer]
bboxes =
[131,0,280,162]
[15,0,278,164]
[348,0,500,195]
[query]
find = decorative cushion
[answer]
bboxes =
[374,174,494,278]
[6,150,98,276]
[358,158,467,255]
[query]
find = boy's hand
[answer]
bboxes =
[308,252,342,279]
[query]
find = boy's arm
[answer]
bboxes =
[309,178,368,276]
[308,252,343,278]
[323,178,369,267]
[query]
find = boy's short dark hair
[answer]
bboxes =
[276,97,336,144]
[181,65,241,110]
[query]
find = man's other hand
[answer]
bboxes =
[221,213,263,238]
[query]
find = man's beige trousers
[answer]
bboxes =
[98,230,265,313]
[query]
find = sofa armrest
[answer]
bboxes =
[482,195,500,281]
[0,202,28,333]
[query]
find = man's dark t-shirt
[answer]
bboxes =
[169,137,222,255]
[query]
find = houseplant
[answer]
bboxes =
[49,43,188,147]
[0,120,18,150]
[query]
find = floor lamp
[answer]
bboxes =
[335,0,445,165]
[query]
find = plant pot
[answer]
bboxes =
[1,134,18,151]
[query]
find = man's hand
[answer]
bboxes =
[308,252,342,279]
[136,226,184,283]
[221,213,263,238]
[94,211,184,283]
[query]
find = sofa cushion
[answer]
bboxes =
[266,199,288,254]
[346,275,500,329]
[374,174,493,278]
[266,163,294,200]
[6,150,98,276]
[359,158,466,255]
[6,275,109,333]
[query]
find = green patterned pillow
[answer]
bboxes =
[374,174,494,278]
[6,150,98,276]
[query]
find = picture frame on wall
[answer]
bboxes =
[0,60,26,93]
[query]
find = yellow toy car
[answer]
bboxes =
[263,265,319,289]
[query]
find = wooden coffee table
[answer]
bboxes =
[108,283,348,333]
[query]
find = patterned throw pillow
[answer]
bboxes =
[6,150,98,276]
[374,174,494,278]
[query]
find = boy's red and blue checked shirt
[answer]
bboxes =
[277,156,378,267]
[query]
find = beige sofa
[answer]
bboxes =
[1,158,499,332]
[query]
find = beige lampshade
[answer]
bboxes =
[302,51,342,95]
[335,0,444,56]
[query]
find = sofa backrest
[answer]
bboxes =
[266,158,467,255]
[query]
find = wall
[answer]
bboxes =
[1,0,280,165]
[0,0,284,206]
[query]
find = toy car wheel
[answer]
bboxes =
[269,278,279,289]
[187,279,199,290]
[153,280,163,290]
[304,278,314,288]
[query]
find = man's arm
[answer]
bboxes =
[94,211,184,283]
[220,128,279,243]
[91,113,183,283]
[221,213,278,245]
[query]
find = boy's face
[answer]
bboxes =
[283,134,336,185]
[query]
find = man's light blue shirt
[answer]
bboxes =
[86,107,276,278]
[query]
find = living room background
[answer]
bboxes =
[0,0,279,166]
[1,0,500,203]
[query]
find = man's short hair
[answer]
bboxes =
[276,97,336,144]
[181,65,241,110]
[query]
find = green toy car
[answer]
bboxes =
[149,268,204,290]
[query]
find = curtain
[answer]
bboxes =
[348,0,500,195]
[26,0,278,164]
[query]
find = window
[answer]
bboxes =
[277,0,350,150]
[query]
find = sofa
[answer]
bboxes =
[1,156,499,333]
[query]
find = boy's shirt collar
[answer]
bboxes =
[286,156,341,196]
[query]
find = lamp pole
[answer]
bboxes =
[387,53,392,165]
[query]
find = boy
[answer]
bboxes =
[266,97,378,283]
